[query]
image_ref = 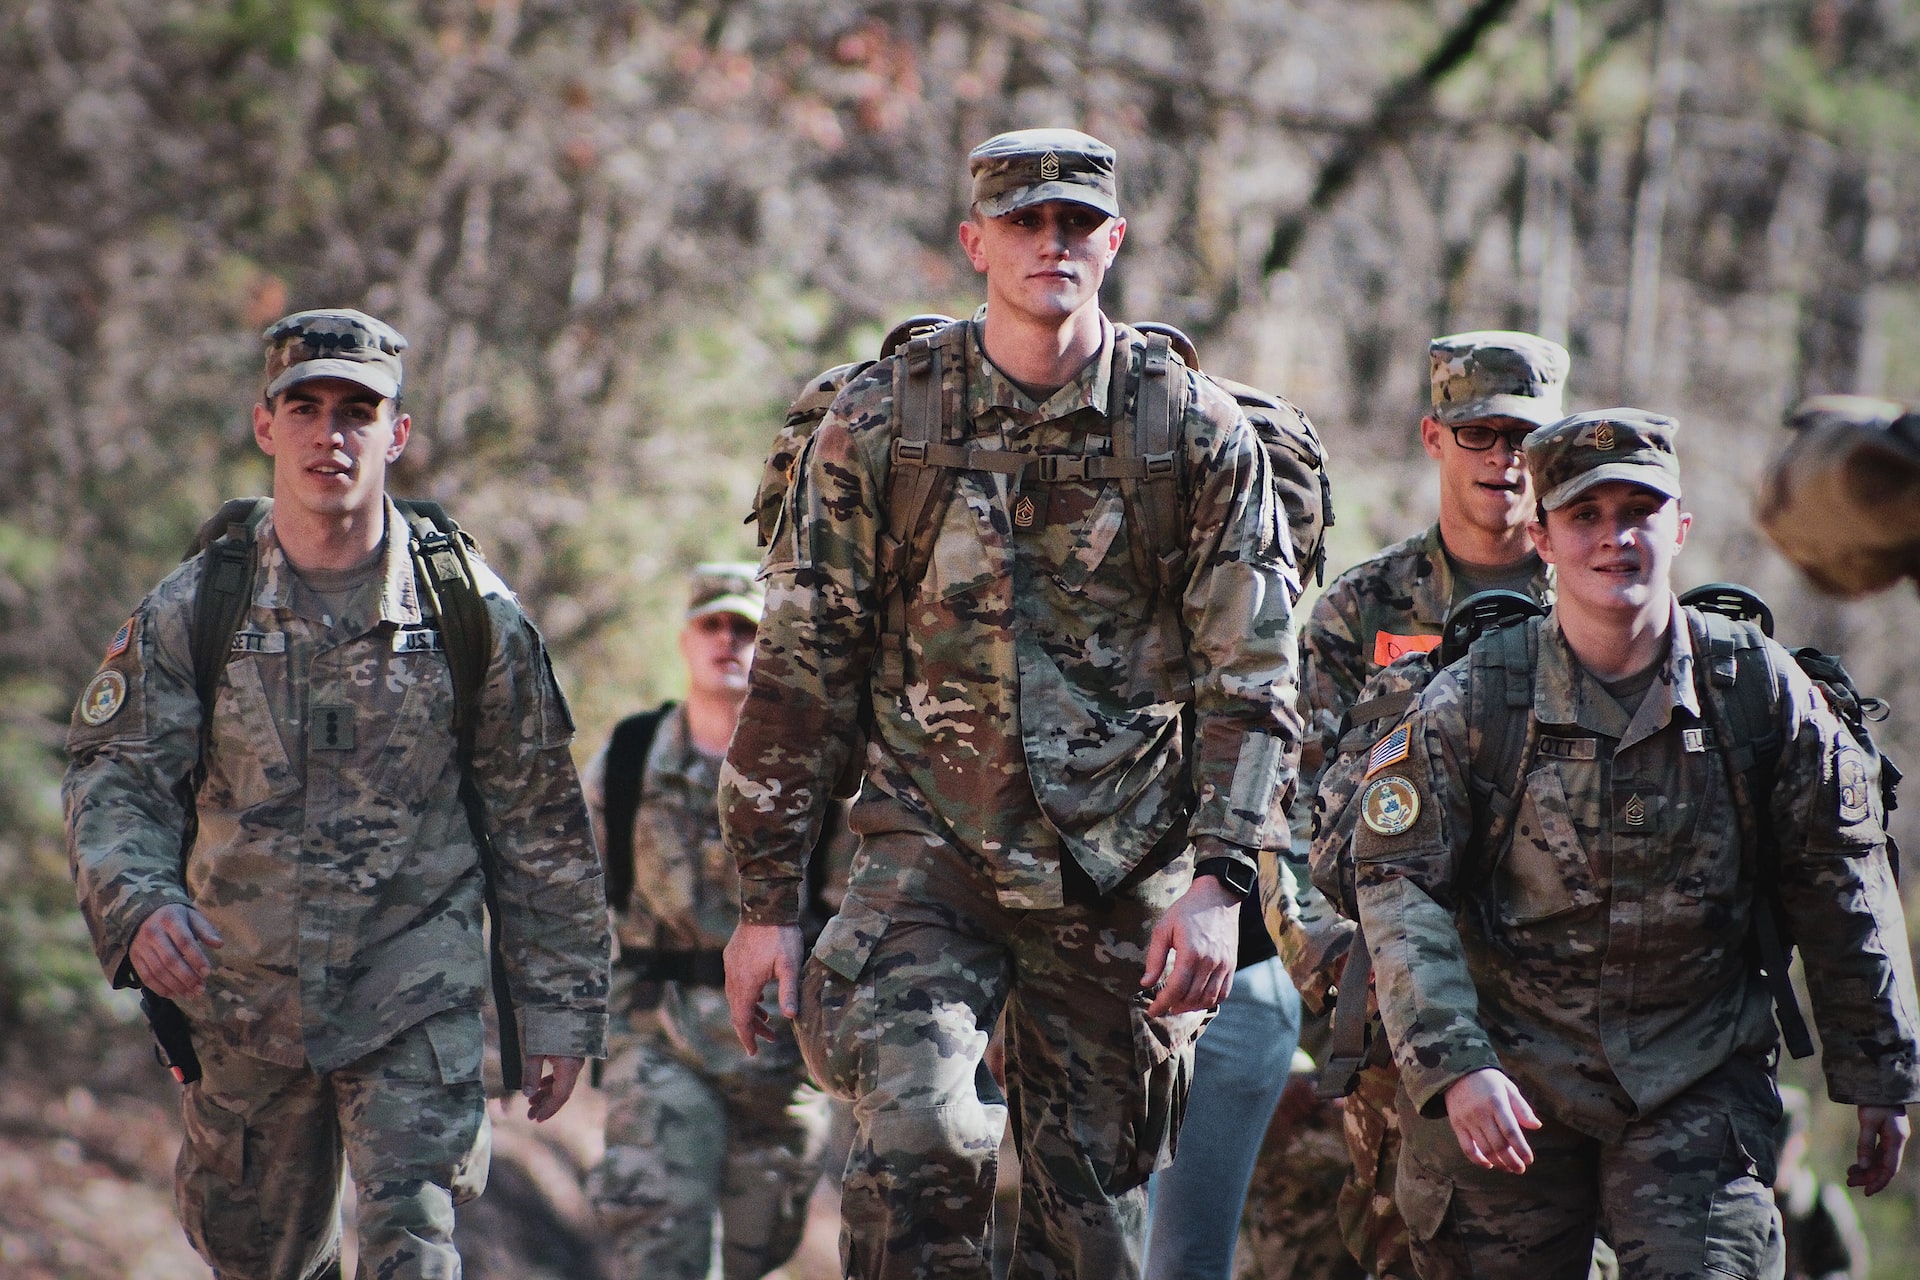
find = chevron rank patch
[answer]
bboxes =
[1367,722,1412,777]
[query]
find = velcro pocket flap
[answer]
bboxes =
[810,897,891,983]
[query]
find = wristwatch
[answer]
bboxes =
[1194,856,1257,903]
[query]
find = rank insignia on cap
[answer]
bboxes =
[1838,747,1871,824]
[1594,423,1616,450]
[1040,151,1061,181]
[1367,723,1412,777]
[1360,776,1420,837]
[104,618,133,660]
[79,669,128,727]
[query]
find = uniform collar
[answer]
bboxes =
[1536,594,1698,745]
[967,315,1116,424]
[252,498,425,628]
[1409,523,1456,628]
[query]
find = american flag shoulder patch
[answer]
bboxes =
[1366,722,1412,777]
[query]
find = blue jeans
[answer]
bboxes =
[1144,956,1303,1280]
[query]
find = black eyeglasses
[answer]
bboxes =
[1450,424,1533,453]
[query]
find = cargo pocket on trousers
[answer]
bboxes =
[1117,1002,1207,1187]
[1394,1146,1455,1243]
[799,898,890,1101]
[1702,1115,1781,1277]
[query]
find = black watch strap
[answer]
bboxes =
[1194,856,1256,903]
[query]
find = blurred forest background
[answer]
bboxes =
[2,0,1918,1275]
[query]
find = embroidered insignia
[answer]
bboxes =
[1681,727,1717,753]
[1837,747,1871,824]
[312,704,357,751]
[1371,631,1442,667]
[394,628,445,654]
[104,618,133,660]
[1594,423,1617,450]
[1040,151,1061,181]
[1623,793,1647,827]
[231,630,288,655]
[79,670,128,726]
[1360,776,1421,837]
[1014,495,1037,529]
[1367,723,1412,777]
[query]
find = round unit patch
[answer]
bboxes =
[1837,746,1872,824]
[1360,776,1421,837]
[79,669,128,726]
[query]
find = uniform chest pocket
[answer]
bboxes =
[362,649,458,805]
[1663,756,1742,901]
[1498,763,1601,925]
[1048,481,1128,596]
[917,477,1012,603]
[203,656,302,810]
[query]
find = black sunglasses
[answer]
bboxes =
[1449,424,1533,453]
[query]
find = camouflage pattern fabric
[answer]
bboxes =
[1395,1059,1777,1279]
[1354,602,1920,1136]
[1234,1035,1365,1280]
[65,499,611,1072]
[722,317,1300,925]
[580,705,833,1276]
[1336,1059,1416,1277]
[797,822,1205,1280]
[65,499,610,1279]
[178,1005,489,1279]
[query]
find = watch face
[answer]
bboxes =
[1199,859,1255,900]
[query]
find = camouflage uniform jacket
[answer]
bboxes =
[1352,600,1920,1141]
[64,500,612,1074]
[583,704,806,1075]
[1276,525,1551,1005]
[722,318,1301,922]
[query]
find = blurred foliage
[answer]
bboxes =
[4,0,1920,1267]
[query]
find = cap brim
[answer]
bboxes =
[1541,463,1683,511]
[266,358,400,400]
[688,595,764,624]
[977,181,1119,219]
[1435,393,1565,429]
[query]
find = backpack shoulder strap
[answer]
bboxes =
[1684,607,1813,1058]
[877,320,970,690]
[1115,328,1193,699]
[601,704,673,915]
[188,497,271,722]
[395,499,494,766]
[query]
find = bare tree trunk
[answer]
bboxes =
[1622,0,1683,396]
[1534,0,1579,344]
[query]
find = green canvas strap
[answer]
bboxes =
[878,322,968,691]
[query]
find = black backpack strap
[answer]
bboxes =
[1461,618,1544,942]
[601,706,672,915]
[1685,608,1813,1059]
[188,498,272,725]
[396,499,525,1089]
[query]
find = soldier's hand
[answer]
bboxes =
[1143,875,1240,1017]
[1443,1068,1539,1174]
[522,1055,585,1123]
[724,922,804,1055]
[130,904,224,999]
[1848,1105,1909,1196]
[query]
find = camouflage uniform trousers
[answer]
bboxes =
[799,828,1204,1280]
[591,1016,828,1280]
[1339,1058,1417,1278]
[1394,1057,1783,1280]
[177,1007,489,1280]
[1235,1081,1364,1280]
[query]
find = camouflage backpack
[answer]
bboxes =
[1309,583,1900,1095]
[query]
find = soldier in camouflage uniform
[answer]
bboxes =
[1353,409,1920,1279]
[720,128,1302,1280]
[1274,331,1568,1277]
[582,564,832,1280]
[64,309,612,1280]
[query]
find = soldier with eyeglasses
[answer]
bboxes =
[1271,330,1571,1278]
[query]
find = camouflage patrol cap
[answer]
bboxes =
[968,128,1119,219]
[262,308,407,400]
[1429,330,1570,428]
[1525,408,1682,511]
[686,561,764,624]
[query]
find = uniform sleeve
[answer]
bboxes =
[471,601,612,1059]
[1351,671,1503,1115]
[721,383,883,925]
[1298,580,1371,790]
[1178,374,1303,857]
[62,569,204,986]
[1769,660,1920,1106]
